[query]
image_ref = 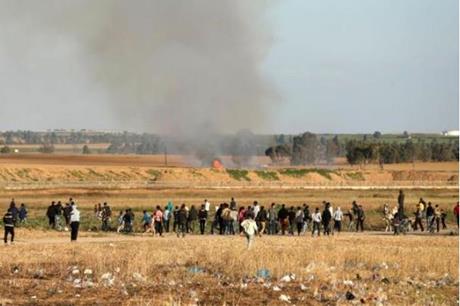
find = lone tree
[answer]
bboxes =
[291,132,318,165]
[38,143,55,154]
[82,145,91,154]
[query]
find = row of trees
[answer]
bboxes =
[265,132,459,165]
[346,140,459,165]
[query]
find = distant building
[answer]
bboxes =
[442,130,460,137]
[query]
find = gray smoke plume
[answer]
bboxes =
[0,0,276,140]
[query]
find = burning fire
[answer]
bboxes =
[211,159,224,170]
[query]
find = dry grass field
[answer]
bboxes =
[0,154,458,305]
[0,231,457,305]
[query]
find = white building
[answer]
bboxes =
[442,130,460,137]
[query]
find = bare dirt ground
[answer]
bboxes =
[0,154,457,189]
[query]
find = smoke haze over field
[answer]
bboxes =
[0,1,276,136]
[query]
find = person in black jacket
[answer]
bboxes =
[277,204,289,235]
[187,205,198,233]
[177,204,188,238]
[397,190,405,220]
[3,210,15,244]
[356,205,365,232]
[322,203,332,235]
[255,206,268,236]
[198,205,208,235]
[46,202,56,229]
[288,207,296,235]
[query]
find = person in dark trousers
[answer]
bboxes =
[54,201,63,231]
[18,203,28,224]
[8,201,19,226]
[303,204,311,233]
[426,202,434,232]
[187,205,198,233]
[177,204,188,238]
[3,210,15,244]
[440,209,447,229]
[172,206,179,232]
[278,204,289,235]
[322,203,332,236]
[122,209,132,233]
[211,204,223,235]
[256,206,268,236]
[69,204,80,242]
[268,203,277,235]
[294,207,304,236]
[46,201,56,229]
[101,202,112,231]
[397,190,405,220]
[413,206,424,232]
[288,206,296,235]
[198,204,208,235]
[63,202,72,230]
[356,205,365,232]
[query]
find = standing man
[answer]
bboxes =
[198,204,208,235]
[204,199,210,212]
[356,205,365,232]
[46,201,56,229]
[70,203,80,242]
[333,206,343,234]
[397,190,405,220]
[3,209,15,244]
[454,202,459,228]
[311,208,322,237]
[268,203,277,235]
[101,202,112,231]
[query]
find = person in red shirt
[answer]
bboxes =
[454,202,459,228]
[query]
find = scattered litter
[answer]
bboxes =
[84,269,93,276]
[101,273,115,287]
[305,262,316,273]
[33,269,44,279]
[272,285,282,292]
[256,268,271,280]
[343,280,354,286]
[345,291,355,300]
[12,266,19,274]
[279,294,291,303]
[300,284,307,291]
[188,266,204,274]
[280,273,295,282]
[132,272,146,282]
[72,269,80,276]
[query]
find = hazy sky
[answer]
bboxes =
[0,0,458,134]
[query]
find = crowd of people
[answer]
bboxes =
[2,192,459,246]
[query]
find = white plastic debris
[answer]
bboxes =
[280,273,296,282]
[101,273,115,287]
[343,280,354,286]
[279,294,291,303]
[72,269,80,276]
[132,272,146,282]
[300,284,308,291]
[273,285,282,292]
[84,269,93,276]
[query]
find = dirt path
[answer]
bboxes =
[11,230,458,245]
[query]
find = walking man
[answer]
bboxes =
[3,209,15,245]
[70,203,80,242]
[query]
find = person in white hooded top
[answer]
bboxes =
[70,203,80,242]
[333,207,343,234]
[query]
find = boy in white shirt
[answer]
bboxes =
[241,215,258,249]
